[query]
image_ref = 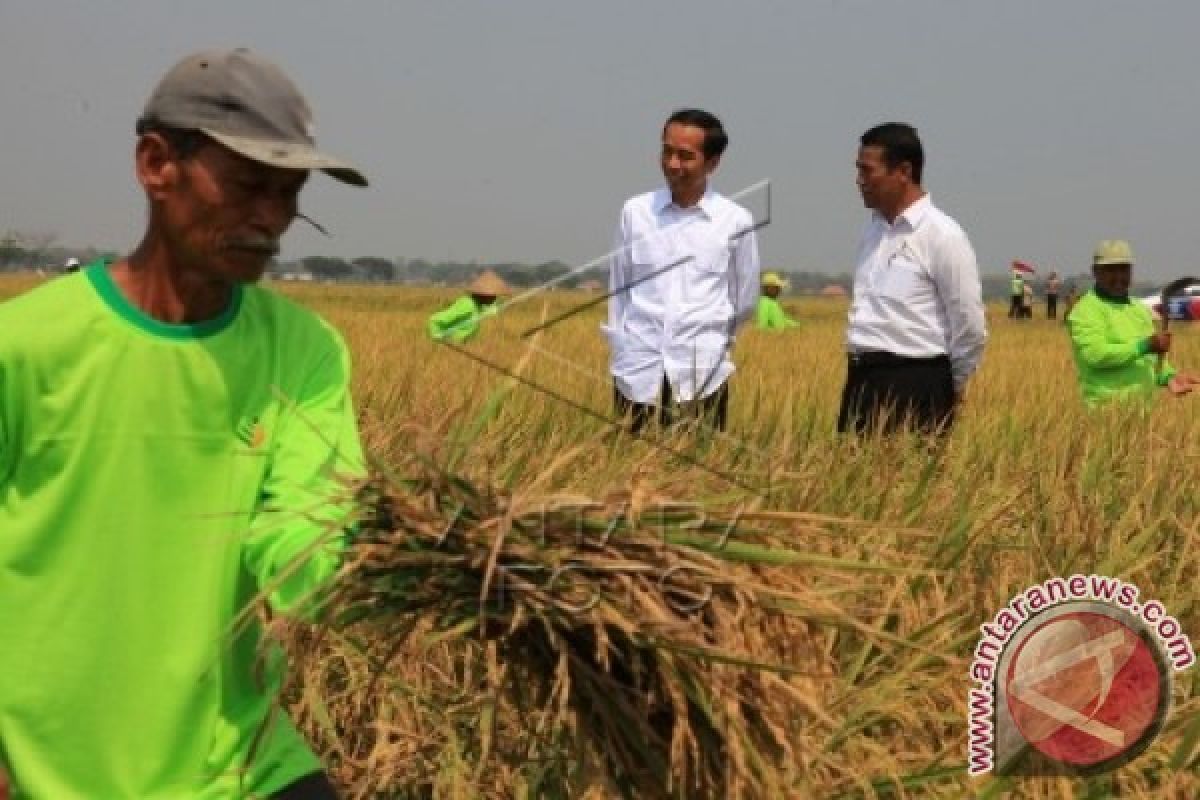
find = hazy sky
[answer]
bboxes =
[3,1,1198,280]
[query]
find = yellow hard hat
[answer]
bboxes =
[1093,240,1134,267]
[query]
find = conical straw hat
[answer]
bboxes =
[468,269,511,296]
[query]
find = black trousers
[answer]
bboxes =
[613,377,729,435]
[1047,294,1058,319]
[837,353,956,435]
[1008,296,1023,318]
[273,772,339,799]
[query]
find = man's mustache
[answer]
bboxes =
[224,236,280,256]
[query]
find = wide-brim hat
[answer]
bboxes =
[137,48,367,187]
[1093,239,1134,267]
[468,269,511,296]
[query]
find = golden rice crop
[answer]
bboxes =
[2,275,1197,798]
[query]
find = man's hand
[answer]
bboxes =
[1145,332,1172,354]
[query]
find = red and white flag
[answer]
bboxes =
[1011,260,1037,275]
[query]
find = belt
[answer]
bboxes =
[848,351,950,367]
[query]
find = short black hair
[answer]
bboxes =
[135,117,208,160]
[860,122,924,184]
[664,109,728,160]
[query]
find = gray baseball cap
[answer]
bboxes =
[137,48,367,187]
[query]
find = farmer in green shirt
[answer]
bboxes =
[755,271,798,330]
[427,269,511,342]
[1067,240,1198,407]
[0,49,367,799]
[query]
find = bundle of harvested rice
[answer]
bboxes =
[278,459,854,799]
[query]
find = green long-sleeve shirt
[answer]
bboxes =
[1066,289,1176,407]
[755,296,798,330]
[0,264,364,798]
[427,295,497,342]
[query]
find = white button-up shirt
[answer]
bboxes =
[846,194,987,389]
[605,188,760,403]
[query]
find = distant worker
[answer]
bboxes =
[1066,240,1197,407]
[1045,270,1061,319]
[427,269,510,343]
[839,122,987,435]
[1008,268,1024,319]
[755,271,798,330]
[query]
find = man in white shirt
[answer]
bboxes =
[605,109,760,434]
[839,123,987,435]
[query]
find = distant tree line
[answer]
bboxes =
[273,258,1107,299]
[274,258,855,292]
[0,231,118,273]
[275,256,601,289]
[2,230,1164,301]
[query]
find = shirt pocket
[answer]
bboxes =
[631,235,674,272]
[689,238,733,275]
[875,257,926,301]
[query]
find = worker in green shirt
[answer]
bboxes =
[1008,269,1025,318]
[1067,240,1198,407]
[0,49,366,799]
[427,269,511,342]
[755,271,798,330]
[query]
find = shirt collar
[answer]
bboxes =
[1093,286,1132,304]
[655,187,716,218]
[874,193,931,232]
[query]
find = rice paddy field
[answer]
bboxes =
[2,274,1197,799]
